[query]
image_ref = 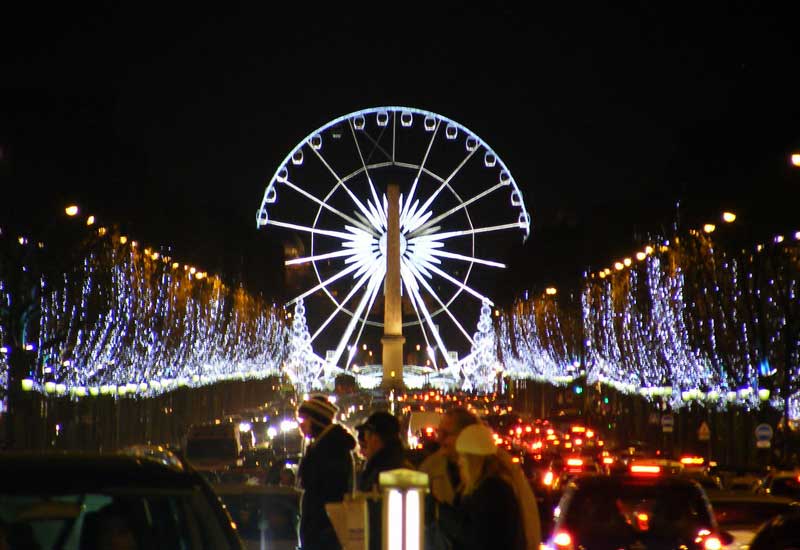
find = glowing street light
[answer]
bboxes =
[636,252,646,261]
[703,224,716,234]
[380,469,428,550]
[614,262,624,271]
[545,287,557,295]
[86,215,95,226]
[623,257,632,267]
[791,153,800,167]
[722,212,736,223]
[65,205,79,217]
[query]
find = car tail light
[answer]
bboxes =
[543,471,554,486]
[553,531,573,550]
[630,464,660,474]
[512,456,520,463]
[602,457,614,465]
[566,458,583,467]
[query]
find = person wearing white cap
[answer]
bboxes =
[421,408,541,550]
[436,423,526,550]
[296,394,356,549]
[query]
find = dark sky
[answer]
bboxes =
[2,3,800,308]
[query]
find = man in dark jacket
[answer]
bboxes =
[297,394,356,550]
[357,411,409,492]
[356,411,411,550]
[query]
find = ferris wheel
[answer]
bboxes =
[257,107,530,372]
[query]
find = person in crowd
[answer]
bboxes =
[438,423,526,550]
[420,407,541,550]
[357,411,412,550]
[355,424,368,460]
[296,394,356,550]
[357,411,410,492]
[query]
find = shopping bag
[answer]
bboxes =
[325,494,369,550]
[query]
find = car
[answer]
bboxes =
[758,470,800,499]
[0,450,243,549]
[706,491,800,550]
[748,510,800,550]
[544,469,733,550]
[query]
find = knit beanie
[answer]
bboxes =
[297,394,338,428]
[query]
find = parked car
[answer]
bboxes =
[544,469,733,550]
[748,510,800,550]
[706,491,800,550]
[0,450,243,549]
[757,470,800,499]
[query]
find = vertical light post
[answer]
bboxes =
[379,468,428,550]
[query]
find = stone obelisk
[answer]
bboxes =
[381,183,405,390]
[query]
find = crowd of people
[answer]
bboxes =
[295,393,541,550]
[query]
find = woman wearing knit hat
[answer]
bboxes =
[437,423,526,550]
[296,394,356,550]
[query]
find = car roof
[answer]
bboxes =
[0,453,203,493]
[571,473,706,490]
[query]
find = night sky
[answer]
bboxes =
[3,4,799,310]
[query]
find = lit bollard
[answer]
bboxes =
[379,469,428,550]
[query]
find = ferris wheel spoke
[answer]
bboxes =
[329,267,386,367]
[417,259,494,306]
[409,147,478,227]
[266,219,355,240]
[349,120,387,229]
[309,262,381,345]
[283,179,375,235]
[403,259,475,345]
[413,222,525,242]
[287,261,362,307]
[401,120,440,224]
[285,248,355,266]
[348,263,386,367]
[311,146,383,231]
[411,181,507,236]
[404,278,455,369]
[403,282,433,353]
[428,249,506,269]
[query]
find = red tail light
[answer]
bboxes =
[630,464,661,474]
[602,457,614,465]
[566,458,583,467]
[543,471,554,486]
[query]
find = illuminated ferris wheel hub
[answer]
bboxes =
[257,106,531,391]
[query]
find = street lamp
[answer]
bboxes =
[380,468,428,550]
[790,153,800,167]
[722,212,736,223]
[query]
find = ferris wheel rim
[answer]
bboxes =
[260,106,530,241]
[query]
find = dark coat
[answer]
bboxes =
[357,441,410,493]
[357,442,411,550]
[438,475,526,550]
[298,423,356,550]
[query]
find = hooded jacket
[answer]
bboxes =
[298,423,356,550]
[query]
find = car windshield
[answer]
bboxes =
[563,482,713,538]
[0,490,236,550]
